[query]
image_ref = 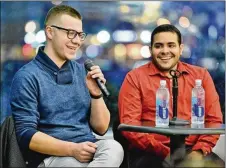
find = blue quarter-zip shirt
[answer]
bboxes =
[10,46,96,167]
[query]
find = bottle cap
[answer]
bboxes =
[160,80,166,86]
[195,79,202,86]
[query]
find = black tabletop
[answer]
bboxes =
[118,121,225,136]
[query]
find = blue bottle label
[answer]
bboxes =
[192,97,204,117]
[157,99,168,119]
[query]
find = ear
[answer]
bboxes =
[179,44,184,55]
[45,26,53,40]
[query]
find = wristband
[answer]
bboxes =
[90,93,103,99]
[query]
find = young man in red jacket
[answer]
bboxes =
[118,24,224,168]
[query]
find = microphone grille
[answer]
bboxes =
[84,59,94,71]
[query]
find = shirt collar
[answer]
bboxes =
[35,46,73,84]
[35,46,70,72]
[148,61,189,76]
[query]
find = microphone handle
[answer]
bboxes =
[95,78,110,97]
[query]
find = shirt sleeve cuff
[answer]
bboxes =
[19,129,38,152]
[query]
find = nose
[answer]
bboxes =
[161,46,170,54]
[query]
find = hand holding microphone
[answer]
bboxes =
[84,59,110,97]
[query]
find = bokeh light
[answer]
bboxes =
[36,30,46,43]
[179,16,190,28]
[119,5,130,13]
[113,30,137,43]
[97,30,110,43]
[140,46,151,58]
[86,45,100,58]
[25,21,36,33]
[24,33,36,44]
[157,18,171,26]
[140,31,151,43]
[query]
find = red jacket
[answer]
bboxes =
[118,61,222,158]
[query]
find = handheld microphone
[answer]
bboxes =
[84,59,110,97]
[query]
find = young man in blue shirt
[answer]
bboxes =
[10,5,123,167]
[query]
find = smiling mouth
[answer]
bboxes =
[67,46,77,51]
[159,57,173,61]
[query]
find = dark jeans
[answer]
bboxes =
[128,146,225,168]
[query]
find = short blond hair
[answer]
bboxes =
[44,5,82,26]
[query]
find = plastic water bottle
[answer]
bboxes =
[191,79,205,124]
[156,80,170,126]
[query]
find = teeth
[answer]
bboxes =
[68,46,76,50]
[160,57,171,60]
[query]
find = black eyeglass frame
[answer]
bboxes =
[50,25,87,41]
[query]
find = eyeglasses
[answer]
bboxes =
[50,25,87,41]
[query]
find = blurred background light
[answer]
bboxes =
[31,41,41,48]
[114,44,127,57]
[35,30,46,43]
[198,57,218,70]
[24,32,36,44]
[114,44,127,62]
[140,15,151,25]
[86,45,100,58]
[97,30,110,44]
[221,44,225,54]
[113,30,137,43]
[90,35,101,45]
[119,5,130,13]
[143,1,162,9]
[157,18,171,26]
[219,61,225,72]
[51,0,62,5]
[168,11,178,22]
[188,24,198,34]
[140,46,151,58]
[25,21,37,33]
[182,6,193,18]
[216,12,225,28]
[140,30,151,43]
[181,45,191,58]
[193,13,208,27]
[208,25,218,40]
[127,44,142,59]
[179,16,190,28]
[22,44,35,58]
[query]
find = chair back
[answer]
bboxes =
[0,116,27,167]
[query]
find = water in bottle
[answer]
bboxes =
[191,79,205,124]
[156,80,170,126]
